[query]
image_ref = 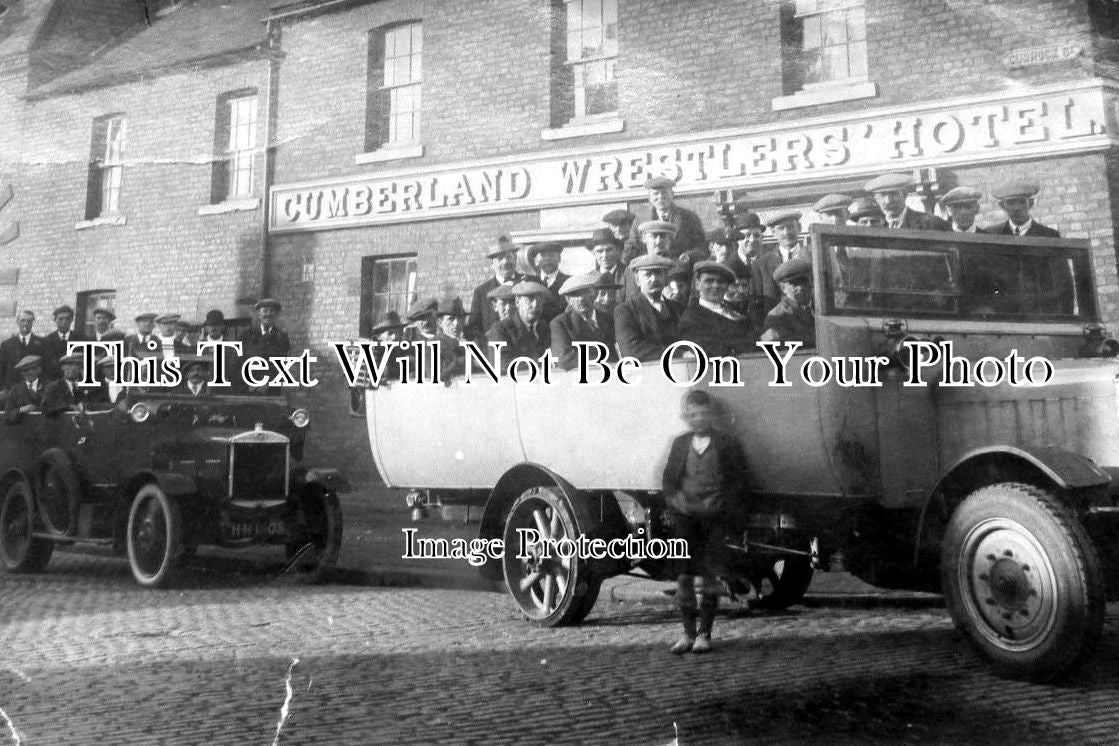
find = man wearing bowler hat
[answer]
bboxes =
[614,254,680,361]
[761,258,816,347]
[5,355,45,423]
[486,280,551,363]
[939,186,983,233]
[42,305,86,380]
[467,238,524,341]
[528,242,569,323]
[723,211,766,282]
[434,297,471,380]
[44,352,93,415]
[623,175,706,263]
[678,261,756,357]
[550,273,616,370]
[981,180,1060,237]
[864,172,951,231]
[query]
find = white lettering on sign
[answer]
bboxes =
[269,85,1112,233]
[1002,43,1082,70]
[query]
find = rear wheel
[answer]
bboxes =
[37,450,81,536]
[284,487,342,582]
[0,480,53,572]
[502,486,597,626]
[126,484,183,588]
[941,483,1104,681]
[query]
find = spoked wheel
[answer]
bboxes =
[502,486,596,626]
[941,483,1105,681]
[749,554,814,610]
[284,487,342,582]
[0,480,54,572]
[37,450,81,536]
[126,484,183,588]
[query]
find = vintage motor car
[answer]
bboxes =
[0,385,344,587]
[359,225,1119,681]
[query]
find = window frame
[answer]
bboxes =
[773,0,876,111]
[85,114,126,220]
[210,88,259,205]
[363,20,424,159]
[359,253,419,338]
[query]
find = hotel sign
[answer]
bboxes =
[269,84,1114,233]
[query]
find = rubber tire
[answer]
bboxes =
[501,486,596,627]
[284,488,342,583]
[37,450,82,536]
[0,480,54,572]
[941,482,1105,682]
[126,483,183,588]
[750,554,815,610]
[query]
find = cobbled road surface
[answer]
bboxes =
[1,552,1117,746]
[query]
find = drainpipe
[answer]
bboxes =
[259,20,283,300]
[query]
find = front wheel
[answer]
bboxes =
[941,483,1105,681]
[284,487,342,582]
[126,484,183,588]
[502,486,597,627]
[0,480,54,572]
[749,554,814,610]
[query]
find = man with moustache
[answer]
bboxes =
[467,239,524,341]
[550,273,616,370]
[614,254,680,361]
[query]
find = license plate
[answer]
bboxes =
[226,520,285,539]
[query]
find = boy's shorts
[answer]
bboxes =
[668,510,727,577]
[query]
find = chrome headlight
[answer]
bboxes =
[128,402,151,423]
[289,408,310,428]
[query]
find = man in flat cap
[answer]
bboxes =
[5,355,45,423]
[864,172,951,231]
[760,258,816,347]
[404,297,440,343]
[813,193,851,225]
[486,284,516,327]
[43,352,93,415]
[723,212,766,282]
[939,186,983,233]
[588,228,626,292]
[602,209,636,247]
[42,305,86,381]
[981,180,1060,237]
[124,312,158,358]
[622,220,680,300]
[550,273,616,371]
[0,310,46,393]
[614,254,680,361]
[528,242,569,323]
[486,281,551,363]
[848,196,886,227]
[242,299,291,359]
[91,308,124,343]
[467,239,524,341]
[593,272,622,318]
[678,261,756,357]
[155,313,191,358]
[623,175,706,263]
[749,211,808,321]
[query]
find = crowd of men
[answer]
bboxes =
[0,299,294,421]
[368,171,1058,376]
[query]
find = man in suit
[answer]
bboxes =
[5,355,45,424]
[42,305,86,381]
[550,273,616,371]
[178,357,211,398]
[91,308,125,344]
[124,312,158,358]
[0,310,46,392]
[587,228,625,290]
[602,208,635,248]
[750,211,809,321]
[154,314,192,358]
[848,196,886,226]
[940,186,983,233]
[486,281,551,363]
[593,272,622,318]
[981,180,1061,237]
[241,299,291,359]
[864,172,951,231]
[678,261,756,358]
[723,212,766,282]
[622,175,706,263]
[527,242,569,323]
[433,297,471,381]
[614,254,679,361]
[43,353,91,415]
[760,258,816,348]
[621,220,678,301]
[466,239,523,341]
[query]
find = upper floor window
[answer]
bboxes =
[365,21,422,152]
[786,0,867,89]
[565,0,618,120]
[85,114,125,219]
[211,90,258,203]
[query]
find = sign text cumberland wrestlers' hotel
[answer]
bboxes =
[270,83,1114,232]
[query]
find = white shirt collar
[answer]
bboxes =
[698,297,743,320]
[954,223,977,233]
[1009,218,1033,235]
[691,433,711,454]
[889,207,909,228]
[541,271,559,286]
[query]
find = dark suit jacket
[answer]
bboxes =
[980,220,1061,238]
[749,247,806,319]
[677,303,757,358]
[241,325,292,358]
[891,208,952,231]
[486,315,550,363]
[661,430,748,517]
[762,296,816,348]
[622,206,707,263]
[614,293,679,362]
[467,274,524,341]
[0,334,46,390]
[538,271,570,323]
[42,378,90,415]
[178,382,211,398]
[4,378,44,423]
[549,307,616,370]
[123,333,159,359]
[42,329,88,379]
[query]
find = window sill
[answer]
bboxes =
[541,117,625,141]
[771,80,878,111]
[197,198,260,216]
[75,215,126,230]
[355,144,425,164]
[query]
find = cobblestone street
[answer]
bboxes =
[1,552,1117,745]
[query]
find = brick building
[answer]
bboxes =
[2,0,1119,479]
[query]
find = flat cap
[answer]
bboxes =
[59,352,83,365]
[736,211,762,230]
[254,298,282,312]
[436,297,467,317]
[93,308,116,321]
[766,210,803,227]
[52,305,75,318]
[588,228,617,249]
[557,273,599,296]
[644,175,677,190]
[940,186,983,206]
[592,272,622,290]
[14,355,41,371]
[601,209,635,226]
[813,193,852,214]
[848,196,884,221]
[407,297,439,320]
[863,172,913,193]
[993,179,1040,201]
[629,254,675,272]
[774,257,813,284]
[154,313,181,324]
[372,310,404,334]
[203,309,225,326]
[638,220,677,236]
[134,312,157,322]
[693,260,736,283]
[512,280,549,296]
[705,227,726,243]
[527,242,563,265]
[486,284,515,301]
[486,241,518,259]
